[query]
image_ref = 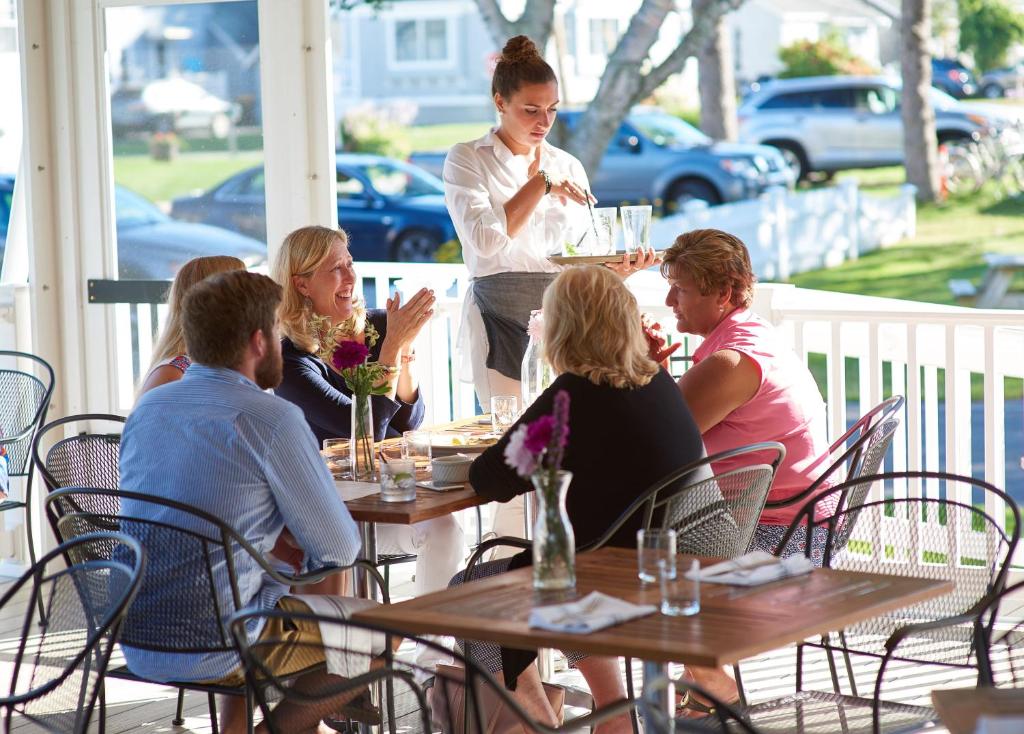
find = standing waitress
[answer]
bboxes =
[444,35,653,405]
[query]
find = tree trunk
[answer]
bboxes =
[473,0,556,50]
[902,0,940,203]
[696,0,738,141]
[569,0,744,175]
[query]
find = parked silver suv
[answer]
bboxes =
[738,76,1007,179]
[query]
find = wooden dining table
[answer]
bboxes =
[354,546,955,728]
[338,415,495,597]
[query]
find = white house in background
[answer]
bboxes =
[728,0,899,83]
[330,0,697,125]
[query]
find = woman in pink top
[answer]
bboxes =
[659,228,832,715]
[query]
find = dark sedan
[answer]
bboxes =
[171,154,458,262]
[0,175,266,279]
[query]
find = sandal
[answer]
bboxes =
[675,690,718,719]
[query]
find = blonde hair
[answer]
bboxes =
[542,266,658,389]
[272,225,364,353]
[144,255,245,375]
[660,229,756,309]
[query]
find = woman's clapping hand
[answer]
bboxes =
[384,287,436,351]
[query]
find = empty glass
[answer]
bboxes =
[591,207,618,255]
[402,430,432,475]
[637,528,676,584]
[380,458,417,502]
[660,558,700,616]
[490,395,519,433]
[321,438,352,481]
[621,205,652,255]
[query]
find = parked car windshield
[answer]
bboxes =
[115,186,169,228]
[355,161,444,198]
[629,112,711,148]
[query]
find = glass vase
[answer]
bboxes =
[531,470,576,591]
[350,391,377,482]
[520,335,554,410]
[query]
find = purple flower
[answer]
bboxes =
[332,340,370,371]
[504,425,538,478]
[524,415,555,454]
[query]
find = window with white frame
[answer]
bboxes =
[392,17,452,66]
[588,18,620,57]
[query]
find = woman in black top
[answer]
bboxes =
[272,225,465,597]
[452,266,704,734]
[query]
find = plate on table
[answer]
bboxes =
[430,433,498,456]
[548,251,664,266]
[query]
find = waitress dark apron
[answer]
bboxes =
[471,272,557,380]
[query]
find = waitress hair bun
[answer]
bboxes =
[501,35,540,64]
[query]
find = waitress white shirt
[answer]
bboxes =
[443,129,591,278]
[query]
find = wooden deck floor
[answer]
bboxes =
[5,561,1016,733]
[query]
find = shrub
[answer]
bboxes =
[339,101,417,160]
[433,239,463,264]
[959,0,1024,73]
[778,32,877,78]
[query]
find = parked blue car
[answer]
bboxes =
[0,175,266,279]
[171,154,458,262]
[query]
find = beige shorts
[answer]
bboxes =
[205,596,325,687]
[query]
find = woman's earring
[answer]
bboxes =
[303,296,313,311]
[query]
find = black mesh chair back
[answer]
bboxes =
[967,578,1024,688]
[0,531,144,734]
[46,487,259,656]
[761,396,904,557]
[579,441,787,558]
[229,608,639,734]
[33,414,125,493]
[0,351,55,477]
[779,471,1020,670]
[45,486,386,733]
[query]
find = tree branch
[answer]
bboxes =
[474,0,514,47]
[639,0,745,99]
[473,0,557,49]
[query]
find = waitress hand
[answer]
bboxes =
[550,179,596,207]
[606,247,658,278]
[384,287,436,351]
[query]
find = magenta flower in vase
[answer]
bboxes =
[504,389,575,591]
[331,334,391,482]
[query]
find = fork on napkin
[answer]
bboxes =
[685,551,814,587]
[528,591,657,634]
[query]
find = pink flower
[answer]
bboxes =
[332,340,370,371]
[524,415,555,454]
[504,425,538,478]
[527,310,544,341]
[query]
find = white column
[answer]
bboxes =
[258,0,337,264]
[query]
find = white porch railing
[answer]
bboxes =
[650,182,917,281]
[93,262,1024,554]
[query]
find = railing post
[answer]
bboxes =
[839,179,860,262]
[767,186,790,281]
[900,184,918,240]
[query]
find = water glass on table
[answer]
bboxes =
[659,558,700,617]
[380,457,417,502]
[490,395,519,433]
[621,205,652,255]
[637,528,676,583]
[402,430,432,475]
[321,438,352,481]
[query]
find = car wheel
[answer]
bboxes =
[210,113,231,139]
[665,178,721,214]
[767,141,809,181]
[392,228,441,262]
[982,83,1004,99]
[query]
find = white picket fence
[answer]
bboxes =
[650,182,917,281]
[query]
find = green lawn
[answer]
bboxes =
[114,152,265,205]
[408,122,492,152]
[790,169,1024,306]
[114,122,489,205]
